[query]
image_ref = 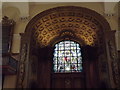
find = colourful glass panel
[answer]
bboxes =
[53,41,83,73]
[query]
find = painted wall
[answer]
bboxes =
[2,2,119,88]
[2,2,120,54]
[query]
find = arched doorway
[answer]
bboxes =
[16,6,119,88]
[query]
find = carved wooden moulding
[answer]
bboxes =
[31,6,104,47]
[2,16,15,26]
[17,43,27,88]
[108,40,120,88]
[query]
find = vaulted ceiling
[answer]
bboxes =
[32,6,101,47]
[1,2,119,48]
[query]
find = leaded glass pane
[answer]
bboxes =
[53,40,83,73]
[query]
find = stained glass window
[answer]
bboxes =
[53,40,83,73]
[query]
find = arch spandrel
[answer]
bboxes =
[25,6,111,47]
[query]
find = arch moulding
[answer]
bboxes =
[16,6,120,88]
[25,6,111,48]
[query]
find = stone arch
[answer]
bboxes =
[17,6,120,88]
[24,6,111,48]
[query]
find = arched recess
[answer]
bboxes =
[16,6,120,88]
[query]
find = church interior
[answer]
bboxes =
[1,2,120,88]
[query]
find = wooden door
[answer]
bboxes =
[52,73,86,88]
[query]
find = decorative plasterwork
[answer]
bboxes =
[104,2,118,16]
[32,6,104,47]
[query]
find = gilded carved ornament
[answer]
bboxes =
[32,11,103,47]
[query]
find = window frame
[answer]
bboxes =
[53,40,83,73]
